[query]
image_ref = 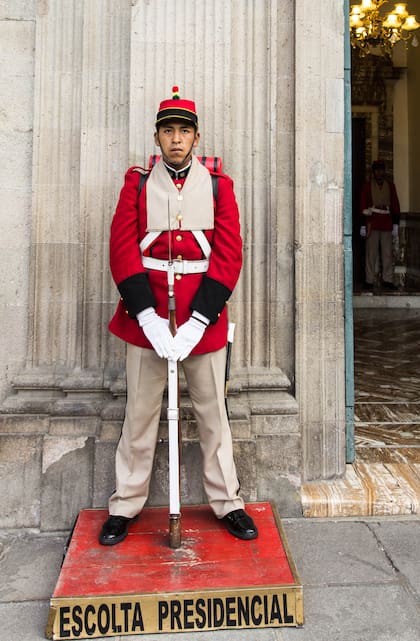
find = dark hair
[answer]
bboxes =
[372,160,385,170]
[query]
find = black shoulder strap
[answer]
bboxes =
[137,171,150,196]
[211,174,219,201]
[137,168,219,201]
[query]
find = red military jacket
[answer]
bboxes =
[360,179,400,232]
[109,163,242,355]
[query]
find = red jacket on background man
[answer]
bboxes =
[360,178,400,232]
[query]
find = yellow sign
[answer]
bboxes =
[47,587,303,639]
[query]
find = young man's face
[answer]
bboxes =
[154,120,199,169]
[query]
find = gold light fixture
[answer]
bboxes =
[350,1,420,56]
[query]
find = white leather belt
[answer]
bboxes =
[142,256,209,274]
[371,207,389,214]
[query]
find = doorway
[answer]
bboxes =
[350,47,420,469]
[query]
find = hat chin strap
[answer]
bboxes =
[163,142,195,171]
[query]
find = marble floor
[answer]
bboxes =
[302,307,420,517]
[354,308,420,460]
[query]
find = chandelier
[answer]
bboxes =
[350,1,420,56]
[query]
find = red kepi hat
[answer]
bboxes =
[155,86,198,128]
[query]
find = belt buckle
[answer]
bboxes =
[174,258,184,274]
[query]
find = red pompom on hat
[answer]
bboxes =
[155,86,198,127]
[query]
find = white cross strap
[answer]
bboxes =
[140,230,212,258]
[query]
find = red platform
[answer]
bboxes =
[46,503,303,638]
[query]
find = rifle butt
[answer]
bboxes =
[169,514,182,548]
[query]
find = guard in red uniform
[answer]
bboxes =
[99,88,258,545]
[359,160,400,290]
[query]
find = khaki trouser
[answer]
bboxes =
[365,229,394,283]
[109,344,244,519]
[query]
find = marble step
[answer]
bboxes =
[301,462,420,517]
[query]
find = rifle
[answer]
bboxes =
[224,322,236,413]
[167,203,182,549]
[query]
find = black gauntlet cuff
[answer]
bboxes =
[117,273,156,318]
[191,276,232,324]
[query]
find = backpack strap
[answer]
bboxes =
[211,174,219,201]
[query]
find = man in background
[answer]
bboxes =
[360,160,400,290]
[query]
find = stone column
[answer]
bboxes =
[130,0,300,509]
[294,1,346,480]
[29,0,84,372]
[78,0,131,375]
[1,1,134,530]
[7,0,131,409]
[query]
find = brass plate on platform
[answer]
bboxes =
[47,586,303,638]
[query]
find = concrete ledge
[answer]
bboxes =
[353,294,420,308]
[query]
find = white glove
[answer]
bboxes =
[392,224,399,238]
[172,311,209,361]
[362,208,372,217]
[360,226,366,238]
[137,307,175,359]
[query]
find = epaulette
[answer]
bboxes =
[129,166,151,196]
[131,166,149,175]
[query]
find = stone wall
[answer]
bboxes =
[0,1,346,530]
[0,2,35,401]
